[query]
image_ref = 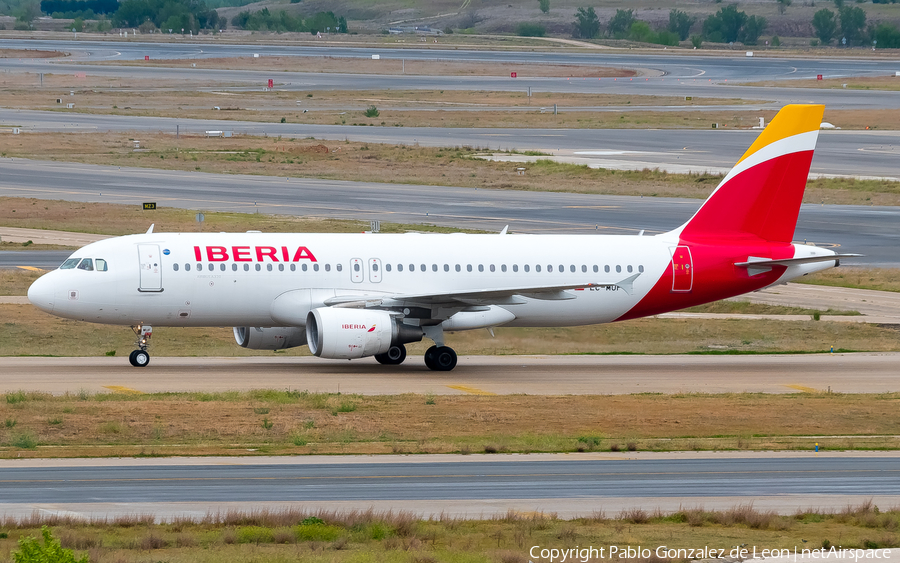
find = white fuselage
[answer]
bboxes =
[27,231,834,330]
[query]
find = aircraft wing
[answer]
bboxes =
[324,273,641,309]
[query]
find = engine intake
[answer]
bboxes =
[233,326,307,350]
[306,308,423,359]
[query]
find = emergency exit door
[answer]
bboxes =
[670,246,693,292]
[138,244,163,292]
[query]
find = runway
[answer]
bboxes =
[0,157,896,265]
[0,353,897,395]
[0,453,898,519]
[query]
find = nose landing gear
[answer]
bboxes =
[129,325,152,367]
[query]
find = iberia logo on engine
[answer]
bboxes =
[342,324,367,330]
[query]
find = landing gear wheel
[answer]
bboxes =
[375,344,407,365]
[129,350,150,367]
[425,346,457,372]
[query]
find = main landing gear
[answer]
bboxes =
[129,325,152,367]
[424,345,457,371]
[374,344,407,365]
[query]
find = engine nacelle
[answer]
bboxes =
[306,308,423,359]
[233,326,307,350]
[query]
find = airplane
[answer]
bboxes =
[27,104,859,371]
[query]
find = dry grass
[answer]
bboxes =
[0,502,896,562]
[1,388,900,457]
[800,268,900,293]
[744,75,900,92]
[685,301,860,316]
[0,49,62,59]
[1,303,897,359]
[0,269,42,296]
[98,56,640,78]
[0,197,471,237]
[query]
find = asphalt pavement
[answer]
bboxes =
[0,455,897,518]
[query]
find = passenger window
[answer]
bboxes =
[398,264,404,272]
[354,263,360,272]
[616,265,622,273]
[244,264,250,272]
[267,264,273,272]
[524,265,530,272]
[337,264,343,272]
[386,264,391,272]
[60,258,80,269]
[221,264,226,272]
[325,264,331,272]
[233,264,238,272]
[455,264,461,272]
[559,265,565,273]
[77,258,94,271]
[173,263,179,272]
[627,265,633,273]
[279,264,285,272]
[197,263,202,271]
[572,265,577,273]
[490,265,496,272]
[432,264,437,272]
[467,265,472,272]
[478,265,484,272]
[410,264,415,272]
[313,264,320,272]
[186,264,191,272]
[290,264,296,272]
[372,263,378,272]
[604,265,610,273]
[547,265,552,272]
[582,265,587,273]
[208,264,214,272]
[96,259,108,272]
[443,264,449,272]
[536,265,541,272]
[501,265,507,272]
[639,265,644,273]
[255,264,261,271]
[302,264,308,272]
[513,264,518,272]
[420,264,426,272]
[593,265,599,273]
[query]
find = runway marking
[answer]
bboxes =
[103,385,144,395]
[446,385,496,396]
[16,266,45,272]
[1,468,897,485]
[563,206,621,209]
[785,384,820,393]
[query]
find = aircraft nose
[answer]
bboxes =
[27,274,56,314]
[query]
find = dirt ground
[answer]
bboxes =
[0,389,898,457]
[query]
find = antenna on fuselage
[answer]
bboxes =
[146,224,155,234]
[499,225,509,235]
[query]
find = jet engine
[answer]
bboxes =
[306,308,423,359]
[233,326,307,350]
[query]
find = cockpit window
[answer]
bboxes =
[76,258,94,271]
[95,259,108,272]
[60,258,80,269]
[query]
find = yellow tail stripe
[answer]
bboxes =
[736,104,824,165]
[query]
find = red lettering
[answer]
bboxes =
[193,246,202,261]
[256,246,279,262]
[292,246,317,262]
[207,246,229,262]
[281,246,290,262]
[232,246,251,262]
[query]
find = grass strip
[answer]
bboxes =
[2,390,900,457]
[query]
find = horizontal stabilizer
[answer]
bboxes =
[735,254,862,276]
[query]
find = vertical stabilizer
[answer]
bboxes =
[675,104,824,244]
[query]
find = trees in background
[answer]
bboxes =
[114,0,222,32]
[839,5,866,45]
[606,8,634,37]
[812,8,837,44]
[668,9,695,41]
[231,9,346,33]
[538,0,549,14]
[702,5,766,45]
[573,6,600,39]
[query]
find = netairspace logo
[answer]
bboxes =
[528,546,895,563]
